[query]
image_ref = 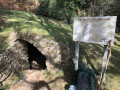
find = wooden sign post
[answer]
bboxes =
[75,41,79,71]
[73,16,117,86]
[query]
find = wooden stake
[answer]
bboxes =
[100,40,112,89]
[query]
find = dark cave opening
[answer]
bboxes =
[17,39,47,70]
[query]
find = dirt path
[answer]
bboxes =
[9,70,66,90]
[10,70,48,90]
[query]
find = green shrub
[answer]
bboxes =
[37,0,78,24]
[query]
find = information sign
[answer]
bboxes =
[73,16,117,46]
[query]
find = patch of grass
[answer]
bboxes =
[12,72,26,84]
[0,83,10,90]
[0,9,72,43]
[0,35,8,53]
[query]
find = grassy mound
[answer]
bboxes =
[0,9,72,43]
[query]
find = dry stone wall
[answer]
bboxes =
[0,38,29,83]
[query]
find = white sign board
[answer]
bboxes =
[73,16,117,46]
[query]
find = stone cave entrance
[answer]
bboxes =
[17,39,47,70]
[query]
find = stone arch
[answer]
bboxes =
[7,32,70,72]
[16,39,47,70]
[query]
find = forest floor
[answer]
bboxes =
[0,9,120,90]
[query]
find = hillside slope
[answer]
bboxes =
[0,9,72,42]
[0,9,120,90]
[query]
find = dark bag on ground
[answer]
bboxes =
[69,68,95,90]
